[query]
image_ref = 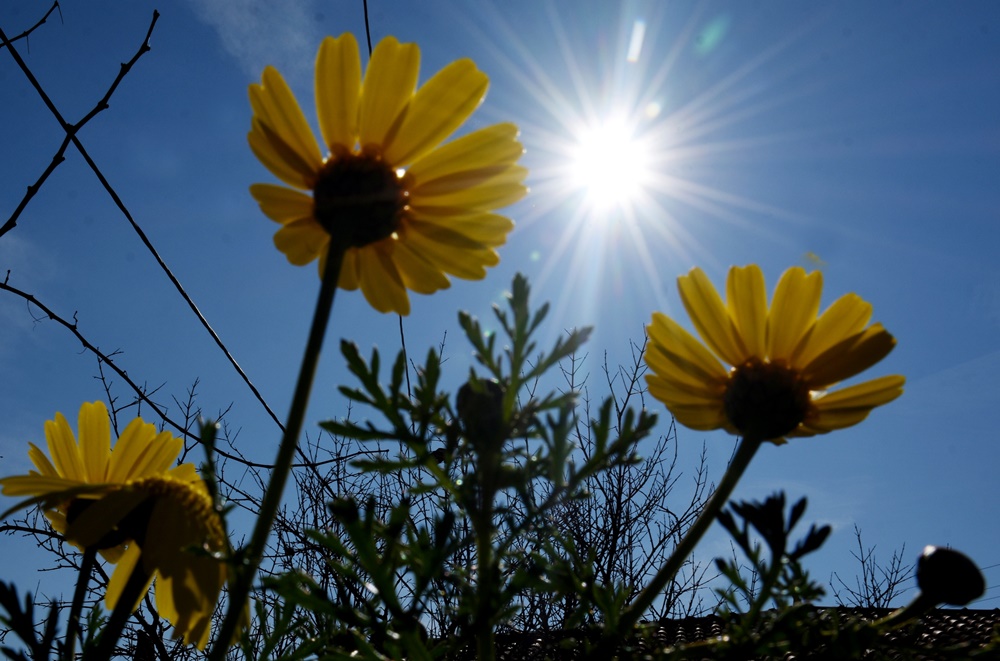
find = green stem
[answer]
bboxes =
[873,592,935,630]
[474,514,496,661]
[64,546,97,661]
[86,562,151,661]
[208,246,346,660]
[473,452,498,661]
[612,436,763,636]
[744,549,784,624]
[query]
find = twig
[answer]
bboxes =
[0,279,346,471]
[0,10,286,439]
[0,1,61,53]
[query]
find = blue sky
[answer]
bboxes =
[1,0,998,609]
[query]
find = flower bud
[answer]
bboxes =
[916,545,985,606]
[455,378,506,453]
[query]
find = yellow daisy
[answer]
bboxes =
[644,265,904,442]
[0,401,231,649]
[248,33,527,315]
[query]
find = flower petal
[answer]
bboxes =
[249,66,323,175]
[406,220,489,251]
[330,248,361,290]
[406,123,523,186]
[78,401,110,483]
[801,375,904,434]
[316,34,362,151]
[392,240,451,294]
[644,384,729,431]
[167,462,200,484]
[801,323,897,387]
[384,58,489,166]
[786,425,820,438]
[645,311,730,389]
[273,218,329,265]
[791,293,873,368]
[249,184,314,225]
[134,430,185,478]
[65,489,145,548]
[0,474,80,496]
[155,569,180,638]
[767,267,822,361]
[409,165,527,214]
[812,374,905,411]
[677,267,748,366]
[401,223,498,279]
[108,418,152,483]
[248,121,315,189]
[46,413,86,481]
[644,373,724,406]
[143,494,185,576]
[358,37,420,150]
[110,421,181,483]
[358,245,411,314]
[801,407,874,433]
[28,442,58,477]
[726,265,767,358]
[105,544,146,611]
[408,212,513,247]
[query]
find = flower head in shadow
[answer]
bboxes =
[249,33,527,314]
[916,545,985,607]
[645,265,904,442]
[0,401,234,649]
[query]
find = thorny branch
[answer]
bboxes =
[0,7,286,443]
[0,1,61,53]
[0,277,349,472]
[0,9,156,240]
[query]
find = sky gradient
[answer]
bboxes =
[2,0,999,609]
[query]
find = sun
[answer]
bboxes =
[459,3,810,328]
[569,117,652,210]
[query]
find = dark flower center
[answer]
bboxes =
[723,359,811,440]
[313,153,408,249]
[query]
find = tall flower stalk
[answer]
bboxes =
[611,264,904,639]
[212,32,525,656]
[211,247,344,659]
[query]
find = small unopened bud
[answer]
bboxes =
[916,545,985,606]
[455,378,506,452]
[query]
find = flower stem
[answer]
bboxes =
[873,592,936,630]
[209,246,346,660]
[610,436,763,637]
[474,494,496,661]
[64,546,97,661]
[86,563,151,661]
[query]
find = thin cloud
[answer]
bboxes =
[185,0,327,85]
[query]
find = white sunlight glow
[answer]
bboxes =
[460,3,815,326]
[569,117,651,210]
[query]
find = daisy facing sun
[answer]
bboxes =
[624,265,906,628]
[249,33,527,315]
[644,264,905,443]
